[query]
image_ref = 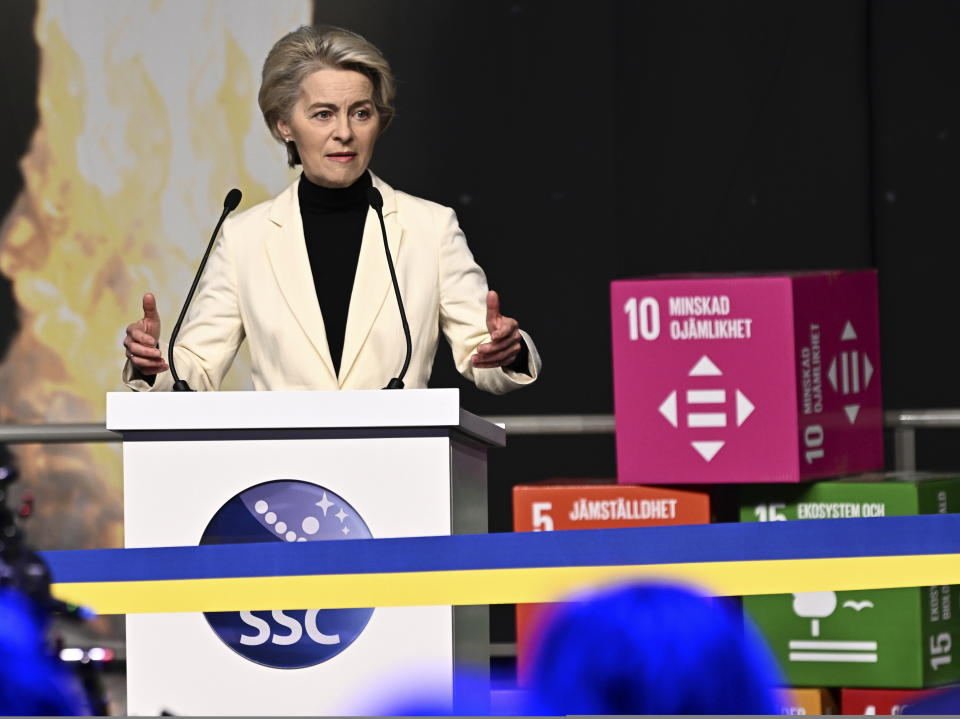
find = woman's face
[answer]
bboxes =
[277,67,380,188]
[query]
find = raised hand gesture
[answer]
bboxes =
[471,290,523,369]
[123,293,168,375]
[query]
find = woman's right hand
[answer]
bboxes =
[123,293,168,375]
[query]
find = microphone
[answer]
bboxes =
[366,186,412,389]
[224,188,242,212]
[168,188,243,391]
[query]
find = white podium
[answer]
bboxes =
[106,389,503,716]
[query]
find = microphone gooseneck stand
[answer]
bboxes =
[168,188,243,391]
[366,186,412,389]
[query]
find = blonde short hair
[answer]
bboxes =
[259,25,396,167]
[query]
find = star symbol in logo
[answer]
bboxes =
[335,507,348,523]
[341,526,350,535]
[315,492,334,516]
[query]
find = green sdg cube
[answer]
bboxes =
[740,474,960,688]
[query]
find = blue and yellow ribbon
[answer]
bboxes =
[42,515,960,615]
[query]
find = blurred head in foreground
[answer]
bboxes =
[374,668,496,716]
[0,589,83,715]
[525,582,783,715]
[902,684,960,715]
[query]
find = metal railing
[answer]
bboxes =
[0,409,957,471]
[0,423,118,444]
[884,409,960,472]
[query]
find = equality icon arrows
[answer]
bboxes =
[658,355,756,462]
[827,321,874,425]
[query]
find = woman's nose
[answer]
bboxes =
[333,116,353,143]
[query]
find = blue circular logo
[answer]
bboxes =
[200,480,374,669]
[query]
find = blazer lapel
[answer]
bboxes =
[264,179,337,382]
[338,173,403,386]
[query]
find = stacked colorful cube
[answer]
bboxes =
[511,481,711,681]
[598,270,954,704]
[511,271,956,705]
[610,271,883,485]
[742,475,960,702]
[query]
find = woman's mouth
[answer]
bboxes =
[326,152,357,163]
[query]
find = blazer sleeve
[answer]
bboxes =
[436,206,541,394]
[122,224,246,392]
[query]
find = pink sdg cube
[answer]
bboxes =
[611,271,883,484]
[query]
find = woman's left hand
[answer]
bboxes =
[472,290,523,369]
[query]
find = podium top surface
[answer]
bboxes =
[106,388,504,447]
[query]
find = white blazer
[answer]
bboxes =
[123,173,541,393]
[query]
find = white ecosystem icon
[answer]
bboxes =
[787,591,879,665]
[791,591,837,637]
[842,599,875,612]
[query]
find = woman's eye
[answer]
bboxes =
[355,108,371,119]
[314,110,331,119]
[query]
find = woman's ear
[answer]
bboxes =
[276,118,291,142]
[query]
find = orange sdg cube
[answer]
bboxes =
[777,687,837,715]
[512,480,711,682]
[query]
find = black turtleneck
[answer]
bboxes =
[298,171,372,377]
[298,170,530,379]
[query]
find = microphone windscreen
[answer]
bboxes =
[223,188,243,212]
[366,186,384,211]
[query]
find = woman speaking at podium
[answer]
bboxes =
[121,26,540,394]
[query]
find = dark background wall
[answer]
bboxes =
[2,0,959,641]
[871,1,960,462]
[305,0,960,641]
[308,0,958,502]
